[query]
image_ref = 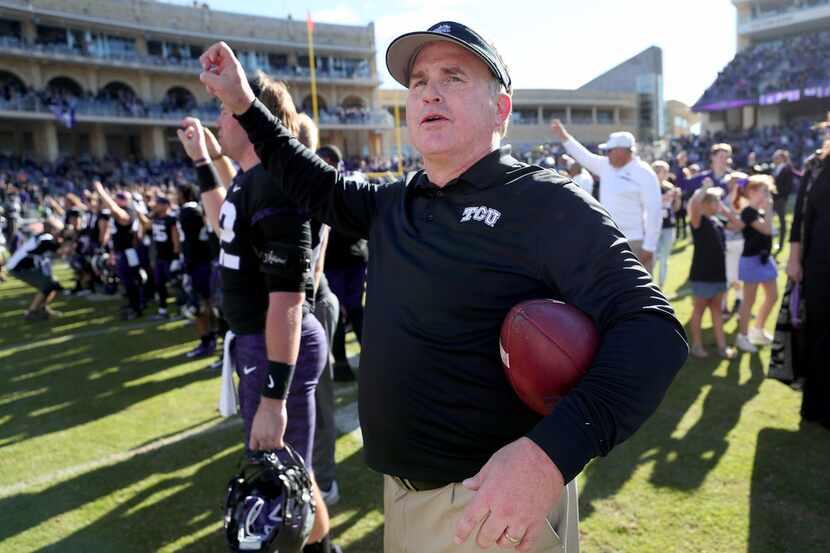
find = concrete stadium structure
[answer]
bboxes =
[0,0,391,161]
[0,0,669,161]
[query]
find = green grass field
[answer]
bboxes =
[1,230,828,553]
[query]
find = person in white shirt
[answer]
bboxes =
[551,121,662,271]
[561,154,596,197]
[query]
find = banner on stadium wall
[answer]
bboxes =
[804,86,830,99]
[692,99,755,112]
[759,89,801,105]
[693,83,830,112]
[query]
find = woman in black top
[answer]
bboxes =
[734,175,779,353]
[787,125,830,428]
[687,184,742,359]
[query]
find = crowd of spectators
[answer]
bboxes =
[0,154,196,215]
[0,81,216,122]
[1,118,826,215]
[668,120,826,171]
[1,80,390,126]
[512,120,826,175]
[696,29,830,107]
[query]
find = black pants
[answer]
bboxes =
[773,199,788,249]
[800,265,830,423]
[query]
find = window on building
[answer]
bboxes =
[268,53,288,69]
[542,107,566,121]
[37,25,70,46]
[597,109,614,124]
[511,108,538,124]
[571,109,593,124]
[331,57,370,78]
[0,18,21,40]
[106,35,136,56]
[147,40,163,57]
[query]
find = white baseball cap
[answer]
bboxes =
[599,132,636,151]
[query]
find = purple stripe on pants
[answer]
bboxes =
[232,314,328,471]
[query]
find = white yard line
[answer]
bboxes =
[0,417,239,498]
[0,319,185,357]
[0,398,363,497]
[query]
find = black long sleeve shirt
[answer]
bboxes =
[236,99,688,483]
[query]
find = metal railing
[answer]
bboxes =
[0,95,393,127]
[0,36,374,82]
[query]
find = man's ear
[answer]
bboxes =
[496,93,512,127]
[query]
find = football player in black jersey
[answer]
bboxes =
[148,194,181,320]
[95,182,144,320]
[7,219,63,321]
[178,74,336,552]
[176,182,218,358]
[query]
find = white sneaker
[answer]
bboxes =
[748,328,773,346]
[736,334,758,353]
[321,480,340,506]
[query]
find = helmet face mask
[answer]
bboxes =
[224,444,316,553]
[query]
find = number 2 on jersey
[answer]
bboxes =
[218,201,240,270]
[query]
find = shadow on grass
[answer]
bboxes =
[329,447,384,553]
[747,424,830,553]
[0,424,243,552]
[1,426,384,552]
[0,323,211,449]
[579,323,764,517]
[0,268,125,348]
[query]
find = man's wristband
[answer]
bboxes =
[195,163,221,194]
[262,361,296,400]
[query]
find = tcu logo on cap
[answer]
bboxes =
[431,24,452,34]
[460,206,501,228]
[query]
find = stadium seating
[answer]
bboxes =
[695,29,830,108]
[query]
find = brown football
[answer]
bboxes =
[499,299,599,415]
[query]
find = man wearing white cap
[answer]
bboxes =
[551,122,662,272]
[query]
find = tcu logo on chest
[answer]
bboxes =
[460,206,502,228]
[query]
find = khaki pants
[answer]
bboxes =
[383,476,579,553]
[629,239,655,273]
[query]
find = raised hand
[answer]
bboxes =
[177,117,210,161]
[203,126,222,159]
[199,42,255,115]
[550,119,570,142]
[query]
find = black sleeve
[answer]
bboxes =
[791,165,810,243]
[250,199,312,294]
[178,209,199,239]
[782,166,794,197]
[178,208,203,258]
[526,181,688,482]
[741,206,759,226]
[235,99,389,238]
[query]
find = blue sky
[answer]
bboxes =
[201,0,737,106]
